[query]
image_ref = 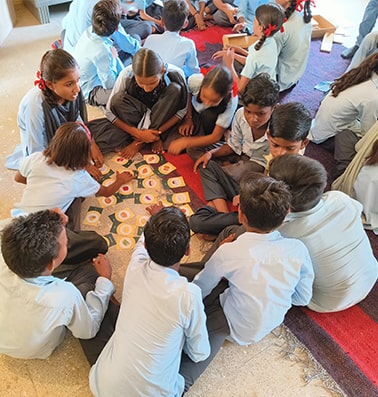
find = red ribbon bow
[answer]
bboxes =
[264,24,277,37]
[200,65,215,76]
[280,17,287,33]
[34,70,46,91]
[296,0,316,12]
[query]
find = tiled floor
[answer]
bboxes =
[0,0,371,396]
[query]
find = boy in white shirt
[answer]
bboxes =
[143,0,200,79]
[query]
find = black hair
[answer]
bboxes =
[254,3,285,51]
[202,65,233,98]
[92,0,122,37]
[132,48,165,77]
[239,173,291,231]
[144,206,190,267]
[269,154,327,212]
[1,210,65,278]
[241,73,280,107]
[285,0,312,23]
[163,0,189,31]
[269,102,311,142]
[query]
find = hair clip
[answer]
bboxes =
[296,0,316,12]
[77,122,92,141]
[34,70,46,90]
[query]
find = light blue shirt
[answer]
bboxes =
[273,11,312,91]
[279,191,378,312]
[0,235,115,359]
[62,0,140,55]
[5,87,84,171]
[194,231,314,345]
[237,0,268,31]
[241,37,278,81]
[143,31,200,78]
[73,27,124,100]
[89,235,210,397]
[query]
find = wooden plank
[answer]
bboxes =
[320,32,334,53]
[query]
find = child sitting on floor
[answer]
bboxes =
[89,48,188,159]
[167,65,238,157]
[214,2,285,93]
[73,0,125,107]
[189,101,311,235]
[13,122,134,231]
[143,0,200,79]
[270,154,378,312]
[182,175,314,345]
[192,73,279,213]
[0,209,116,360]
[89,206,213,396]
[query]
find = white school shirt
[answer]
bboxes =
[193,231,314,345]
[143,31,200,78]
[14,152,100,215]
[0,239,115,359]
[279,191,378,313]
[89,235,210,397]
[188,73,239,129]
[241,37,278,81]
[227,107,269,167]
[354,164,378,230]
[309,73,378,143]
[273,11,312,91]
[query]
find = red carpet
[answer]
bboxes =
[176,25,378,396]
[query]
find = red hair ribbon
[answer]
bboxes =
[296,0,316,12]
[34,70,46,90]
[232,81,238,97]
[77,122,92,141]
[264,24,277,37]
[200,65,215,76]
[280,17,287,32]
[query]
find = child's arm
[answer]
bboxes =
[14,171,27,184]
[213,0,237,24]
[139,9,163,26]
[193,142,235,172]
[168,124,227,155]
[113,118,161,143]
[185,0,206,30]
[178,93,194,136]
[221,47,250,93]
[291,247,315,306]
[97,170,135,197]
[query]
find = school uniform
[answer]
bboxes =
[273,11,312,91]
[199,107,269,202]
[88,64,188,153]
[5,87,86,171]
[13,152,99,217]
[89,234,210,397]
[193,231,314,345]
[74,27,124,106]
[143,31,200,78]
[0,243,115,359]
[241,37,278,81]
[62,0,142,56]
[279,191,378,312]
[309,72,378,143]
[236,0,268,31]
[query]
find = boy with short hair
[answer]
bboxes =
[269,154,378,312]
[186,175,314,345]
[190,101,311,235]
[73,0,125,107]
[193,73,279,214]
[89,206,214,397]
[0,210,115,360]
[143,0,200,78]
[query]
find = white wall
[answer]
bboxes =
[0,0,16,46]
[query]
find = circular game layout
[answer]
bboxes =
[144,154,160,164]
[118,236,134,249]
[138,164,154,178]
[98,195,116,207]
[142,178,158,189]
[119,183,133,195]
[115,209,132,222]
[85,211,100,225]
[117,223,134,236]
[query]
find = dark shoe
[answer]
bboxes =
[341,45,359,59]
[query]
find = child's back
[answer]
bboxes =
[143,0,199,78]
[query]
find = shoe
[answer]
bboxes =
[341,45,359,59]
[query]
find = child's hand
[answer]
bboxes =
[222,48,235,70]
[168,137,189,155]
[138,129,161,143]
[146,201,165,216]
[87,164,102,181]
[233,22,245,33]
[93,253,112,280]
[219,233,236,246]
[212,50,227,61]
[178,118,194,136]
[193,152,212,173]
[50,208,69,225]
[232,194,240,207]
[91,141,104,168]
[194,13,206,30]
[116,170,135,184]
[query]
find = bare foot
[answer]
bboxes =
[151,138,165,154]
[146,201,165,216]
[119,141,144,159]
